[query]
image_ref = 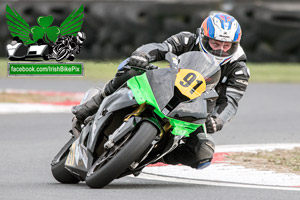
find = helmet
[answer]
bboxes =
[76,32,86,44]
[198,13,242,65]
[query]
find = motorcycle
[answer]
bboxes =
[51,51,221,188]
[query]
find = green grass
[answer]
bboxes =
[1,58,300,83]
[247,63,300,83]
[0,59,8,77]
[81,60,168,81]
[226,147,300,175]
[81,60,121,81]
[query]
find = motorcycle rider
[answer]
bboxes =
[72,13,250,169]
[51,32,86,61]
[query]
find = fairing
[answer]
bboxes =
[127,51,221,136]
[89,88,138,151]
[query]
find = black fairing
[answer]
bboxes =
[146,68,177,110]
[167,95,208,122]
[51,137,77,166]
[87,87,138,152]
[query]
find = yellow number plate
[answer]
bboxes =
[175,69,206,100]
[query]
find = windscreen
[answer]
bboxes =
[165,51,221,122]
[177,51,220,90]
[146,51,221,116]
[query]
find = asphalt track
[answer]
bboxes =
[1,78,300,199]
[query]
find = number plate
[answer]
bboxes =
[175,69,206,100]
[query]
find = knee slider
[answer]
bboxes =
[191,140,215,169]
[196,160,211,169]
[197,140,215,161]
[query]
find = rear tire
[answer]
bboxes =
[85,121,158,188]
[51,156,80,184]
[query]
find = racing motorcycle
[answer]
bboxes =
[51,51,221,188]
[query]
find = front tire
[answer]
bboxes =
[85,121,158,188]
[51,138,80,185]
[51,156,80,184]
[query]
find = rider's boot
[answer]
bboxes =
[71,80,116,123]
[72,89,105,123]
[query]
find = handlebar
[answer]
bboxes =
[125,64,159,71]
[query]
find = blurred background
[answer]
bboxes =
[1,0,300,62]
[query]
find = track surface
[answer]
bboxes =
[1,79,300,199]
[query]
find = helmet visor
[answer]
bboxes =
[201,36,239,58]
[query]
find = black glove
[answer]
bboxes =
[129,51,150,68]
[205,116,224,133]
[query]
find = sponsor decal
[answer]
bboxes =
[184,37,189,45]
[235,70,244,75]
[236,79,248,85]
[172,36,180,44]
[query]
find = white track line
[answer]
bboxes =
[142,163,300,187]
[136,144,300,190]
[215,143,300,152]
[0,103,72,114]
[137,173,300,191]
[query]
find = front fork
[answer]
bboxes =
[128,111,183,169]
[103,103,182,170]
[104,103,147,149]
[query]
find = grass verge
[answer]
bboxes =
[225,147,300,175]
[0,92,81,104]
[247,63,300,83]
[1,58,300,83]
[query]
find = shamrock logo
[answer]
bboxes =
[6,5,84,45]
[30,16,60,43]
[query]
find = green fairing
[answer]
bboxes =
[127,73,204,137]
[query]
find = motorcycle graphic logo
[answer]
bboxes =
[6,5,86,61]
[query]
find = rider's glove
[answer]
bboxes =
[129,51,150,68]
[205,116,224,133]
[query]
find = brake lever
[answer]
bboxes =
[147,64,159,70]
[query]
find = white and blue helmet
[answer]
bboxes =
[198,13,242,65]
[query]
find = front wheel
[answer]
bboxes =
[51,156,80,184]
[51,137,80,184]
[85,121,158,188]
[56,48,69,61]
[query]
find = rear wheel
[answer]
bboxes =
[85,121,158,188]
